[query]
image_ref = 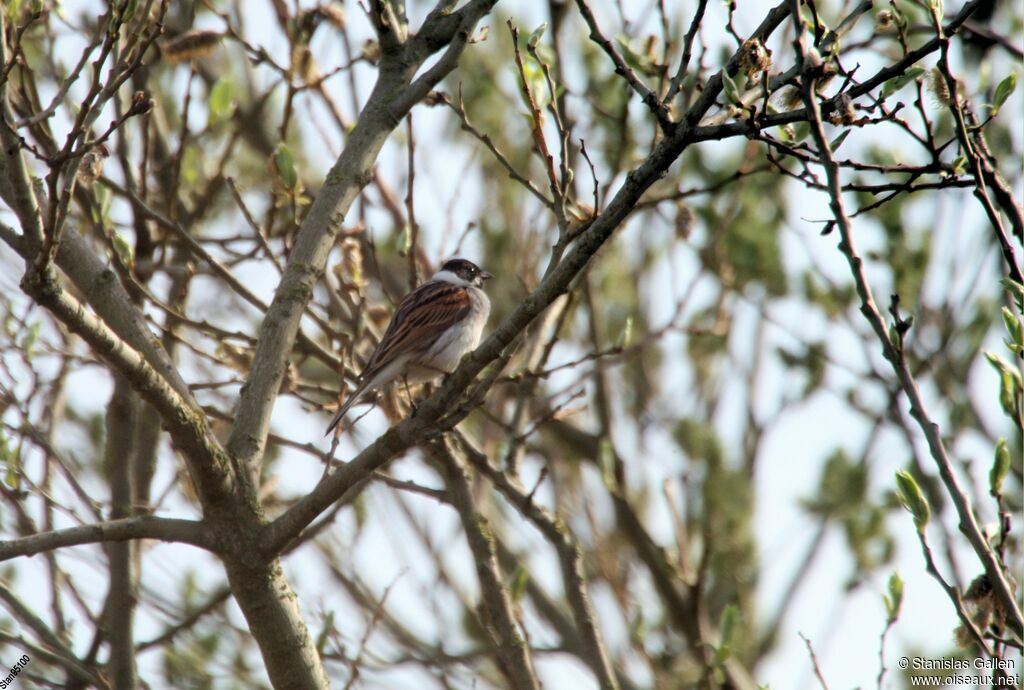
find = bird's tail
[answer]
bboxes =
[324,391,359,436]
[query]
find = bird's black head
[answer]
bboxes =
[438,258,493,287]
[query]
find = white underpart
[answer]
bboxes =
[414,286,490,379]
[324,271,490,434]
[407,267,490,379]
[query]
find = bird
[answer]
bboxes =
[324,258,492,436]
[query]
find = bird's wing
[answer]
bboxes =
[359,280,471,383]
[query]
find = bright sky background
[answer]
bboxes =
[1,1,1021,689]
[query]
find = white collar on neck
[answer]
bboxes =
[431,269,469,286]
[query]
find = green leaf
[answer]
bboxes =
[722,71,740,105]
[950,154,968,176]
[883,571,903,622]
[274,144,298,190]
[121,0,138,22]
[615,35,654,75]
[984,351,1023,421]
[719,604,738,648]
[829,129,851,152]
[3,465,17,490]
[1000,278,1024,314]
[315,611,335,655]
[615,316,633,349]
[598,438,617,490]
[894,470,930,532]
[629,610,648,643]
[1000,370,1020,420]
[888,323,902,353]
[881,67,925,98]
[5,0,23,23]
[0,430,19,490]
[510,565,529,603]
[21,321,40,359]
[93,182,111,225]
[1001,306,1023,354]
[208,78,235,123]
[990,439,1011,497]
[991,72,1017,115]
[353,492,368,531]
[988,351,1016,378]
[113,231,134,267]
[527,22,547,49]
[713,643,732,667]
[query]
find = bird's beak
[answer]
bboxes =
[480,271,494,281]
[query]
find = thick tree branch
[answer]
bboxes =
[225,0,498,479]
[0,516,213,561]
[222,555,330,689]
[263,0,795,560]
[102,375,140,690]
[14,259,237,506]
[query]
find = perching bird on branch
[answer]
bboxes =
[325,258,492,435]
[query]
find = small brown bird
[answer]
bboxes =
[325,258,492,435]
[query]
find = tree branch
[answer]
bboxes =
[0,583,101,687]
[691,0,987,140]
[102,375,140,690]
[431,440,541,690]
[262,0,798,557]
[574,0,674,133]
[788,2,1024,639]
[224,0,499,481]
[0,9,45,252]
[12,259,237,507]
[0,516,214,561]
[454,431,621,690]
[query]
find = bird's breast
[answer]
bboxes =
[423,287,490,373]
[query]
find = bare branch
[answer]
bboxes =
[225,0,499,480]
[432,441,540,690]
[13,256,237,507]
[454,431,621,690]
[263,0,800,557]
[664,0,709,105]
[788,2,1024,639]
[574,0,674,132]
[0,583,101,687]
[0,515,213,561]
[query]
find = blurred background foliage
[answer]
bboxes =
[0,0,1020,688]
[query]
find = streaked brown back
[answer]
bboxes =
[359,280,471,382]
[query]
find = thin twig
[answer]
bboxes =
[799,632,831,690]
[788,0,1023,639]
[574,0,673,132]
